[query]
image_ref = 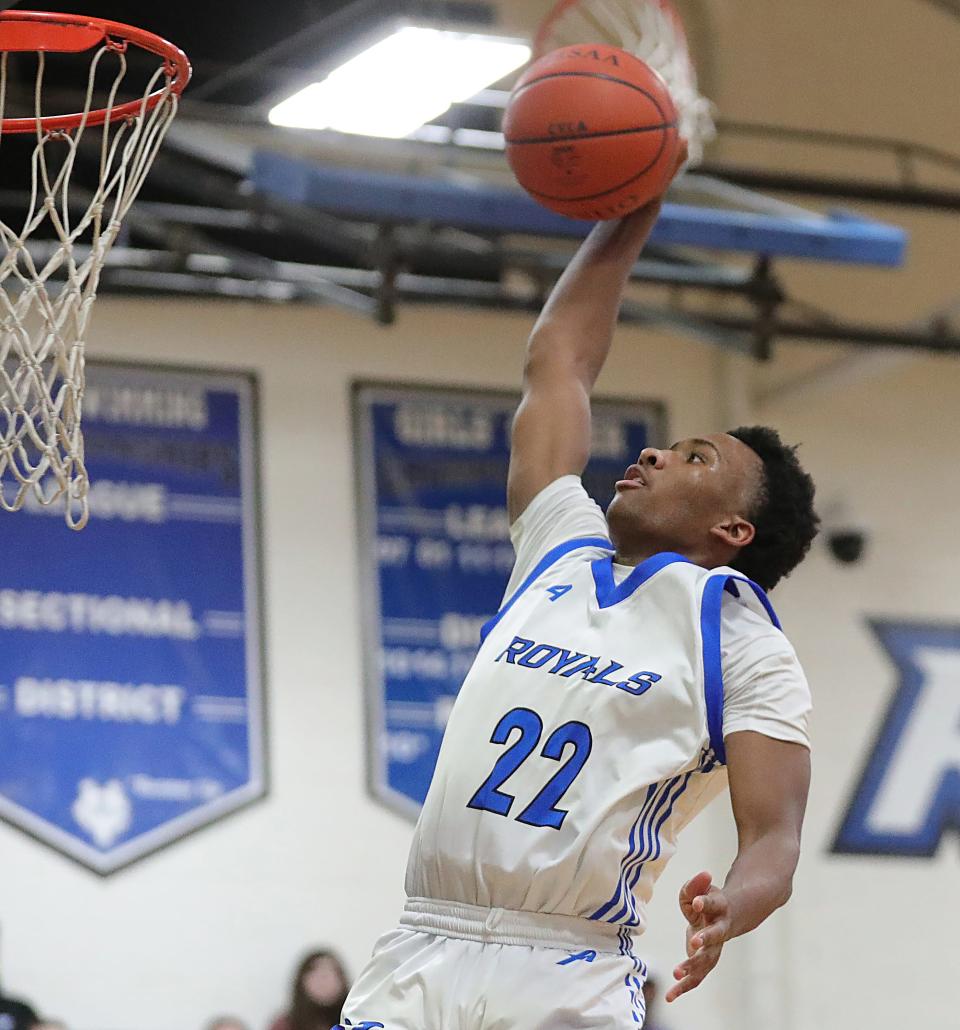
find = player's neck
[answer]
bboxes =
[612,542,712,569]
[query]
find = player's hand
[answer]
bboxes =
[665,869,731,1003]
[618,138,689,230]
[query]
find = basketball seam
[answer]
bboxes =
[522,125,675,205]
[509,71,672,124]
[506,122,676,146]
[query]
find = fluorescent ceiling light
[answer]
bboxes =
[268,26,530,138]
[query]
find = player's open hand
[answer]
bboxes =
[665,870,730,1003]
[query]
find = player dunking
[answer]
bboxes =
[339,165,819,1029]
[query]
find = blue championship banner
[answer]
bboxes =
[354,383,666,817]
[0,362,264,874]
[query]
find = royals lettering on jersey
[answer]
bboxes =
[496,635,662,697]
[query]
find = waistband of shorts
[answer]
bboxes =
[400,897,631,954]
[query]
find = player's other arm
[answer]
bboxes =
[506,150,684,524]
[666,731,810,1003]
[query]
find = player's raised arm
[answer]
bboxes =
[506,175,679,524]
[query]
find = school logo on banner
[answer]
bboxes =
[832,620,960,858]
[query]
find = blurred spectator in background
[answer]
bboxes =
[204,1017,249,1030]
[269,950,349,1030]
[643,975,670,1030]
[33,1021,67,1030]
[0,987,39,1030]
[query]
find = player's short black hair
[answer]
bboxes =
[726,426,820,592]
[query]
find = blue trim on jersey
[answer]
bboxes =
[618,770,697,924]
[590,775,681,921]
[591,551,691,609]
[591,781,666,920]
[749,579,781,630]
[619,927,648,1024]
[700,573,781,765]
[479,535,612,644]
[595,750,716,925]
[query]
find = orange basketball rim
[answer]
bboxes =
[0,9,191,133]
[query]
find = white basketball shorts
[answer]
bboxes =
[337,898,649,1029]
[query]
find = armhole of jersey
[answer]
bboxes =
[479,535,613,645]
[700,573,782,766]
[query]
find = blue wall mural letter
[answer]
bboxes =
[832,620,960,858]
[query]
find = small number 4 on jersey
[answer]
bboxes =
[546,584,573,602]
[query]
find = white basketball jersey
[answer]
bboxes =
[405,537,782,932]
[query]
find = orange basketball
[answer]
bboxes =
[504,44,680,220]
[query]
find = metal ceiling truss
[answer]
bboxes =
[145,141,960,356]
[52,237,957,359]
[6,132,956,358]
[17,222,959,357]
[704,121,960,212]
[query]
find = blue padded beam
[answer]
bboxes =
[252,151,908,267]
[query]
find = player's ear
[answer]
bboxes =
[709,516,755,552]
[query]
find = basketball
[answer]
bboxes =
[504,44,681,220]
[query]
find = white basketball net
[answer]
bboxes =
[0,44,180,529]
[536,0,715,165]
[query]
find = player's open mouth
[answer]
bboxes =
[616,464,647,490]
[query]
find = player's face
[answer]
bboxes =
[606,432,762,560]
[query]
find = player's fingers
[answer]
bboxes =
[675,943,720,981]
[696,891,728,920]
[665,970,704,1003]
[622,196,663,225]
[680,870,713,903]
[689,922,728,951]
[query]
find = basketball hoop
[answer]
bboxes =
[0,11,191,529]
[534,0,714,166]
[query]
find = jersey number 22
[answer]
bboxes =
[467,707,592,830]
